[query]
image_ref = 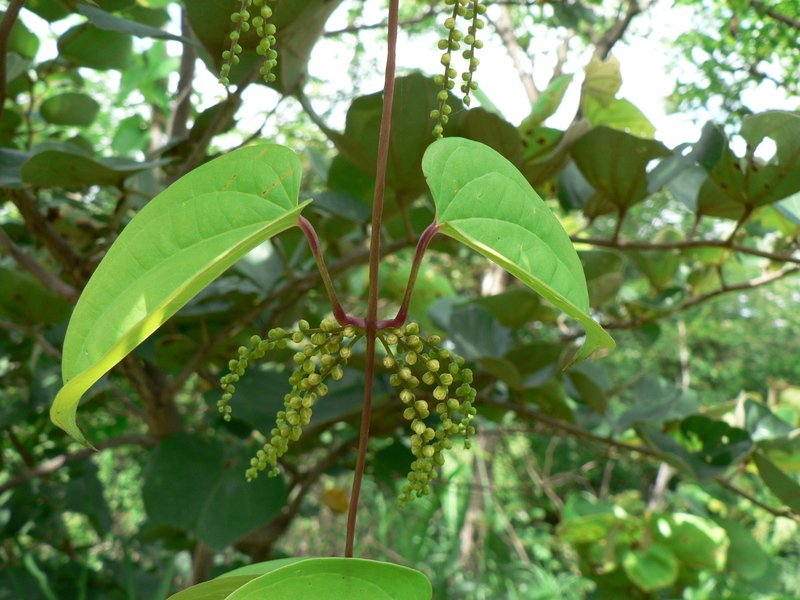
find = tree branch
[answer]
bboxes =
[600,266,800,332]
[487,6,540,104]
[750,0,800,30]
[0,223,80,302]
[592,0,641,60]
[324,7,437,36]
[7,188,87,286]
[482,398,800,522]
[573,235,800,265]
[0,0,27,122]
[166,7,196,141]
[0,435,156,495]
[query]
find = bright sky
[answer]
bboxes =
[17,0,799,154]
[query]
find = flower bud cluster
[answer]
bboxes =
[380,322,478,506]
[245,319,361,481]
[217,319,361,481]
[430,0,486,137]
[219,0,278,86]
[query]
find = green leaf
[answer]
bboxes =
[168,575,260,600]
[716,518,771,581]
[57,23,133,70]
[40,93,100,127]
[583,96,656,139]
[0,266,72,325]
[21,144,169,188]
[743,398,795,442]
[476,287,550,329]
[77,5,200,46]
[579,249,626,307]
[50,144,310,447]
[142,433,287,552]
[521,74,573,128]
[698,111,800,219]
[622,544,678,591]
[753,451,800,513]
[680,415,753,467]
[571,127,671,218]
[331,73,460,206]
[651,513,728,571]
[582,55,622,107]
[225,558,432,600]
[423,137,614,365]
[459,108,522,167]
[0,147,28,187]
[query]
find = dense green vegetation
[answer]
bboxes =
[1,0,800,598]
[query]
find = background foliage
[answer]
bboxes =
[1,0,800,598]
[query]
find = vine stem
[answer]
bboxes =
[344,0,400,559]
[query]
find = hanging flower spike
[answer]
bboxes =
[461,0,486,106]
[380,323,478,507]
[219,0,252,86]
[253,0,279,84]
[430,0,466,139]
[245,319,361,481]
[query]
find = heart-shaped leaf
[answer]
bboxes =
[423,137,614,365]
[51,144,310,447]
[226,558,431,600]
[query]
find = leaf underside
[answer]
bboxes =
[423,137,614,364]
[51,144,309,447]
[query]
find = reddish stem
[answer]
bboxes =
[380,221,440,329]
[345,0,400,558]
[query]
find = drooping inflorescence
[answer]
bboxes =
[219,0,279,87]
[219,319,476,505]
[431,0,486,138]
[218,319,361,481]
[379,322,477,507]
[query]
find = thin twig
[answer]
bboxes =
[482,398,800,522]
[0,435,156,495]
[487,6,539,104]
[749,0,800,30]
[572,235,800,265]
[0,225,80,303]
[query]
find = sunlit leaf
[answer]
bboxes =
[226,558,432,600]
[51,144,310,447]
[424,137,614,364]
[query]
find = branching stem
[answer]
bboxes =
[345,0,400,558]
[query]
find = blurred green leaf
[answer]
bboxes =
[58,23,133,70]
[622,544,678,591]
[40,93,100,127]
[142,433,287,551]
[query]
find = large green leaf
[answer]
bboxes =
[40,92,100,127]
[583,96,656,139]
[571,126,671,218]
[651,513,728,571]
[51,144,310,447]
[142,434,287,551]
[423,137,614,364]
[698,111,800,219]
[753,451,800,513]
[226,558,432,600]
[329,73,461,206]
[622,544,678,592]
[57,23,133,70]
[21,142,169,188]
